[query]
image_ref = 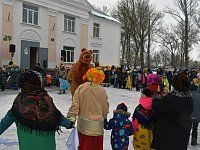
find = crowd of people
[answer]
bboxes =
[0,63,200,150]
[101,65,200,92]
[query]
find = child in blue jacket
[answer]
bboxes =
[104,103,133,150]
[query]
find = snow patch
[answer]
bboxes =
[91,10,121,23]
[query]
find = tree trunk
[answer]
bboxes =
[147,31,151,68]
[140,36,145,68]
[184,0,189,69]
[121,36,126,65]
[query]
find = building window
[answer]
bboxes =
[61,46,74,63]
[93,23,100,37]
[64,15,75,32]
[93,50,99,63]
[23,4,38,25]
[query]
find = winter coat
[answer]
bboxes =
[152,91,193,150]
[104,70,110,83]
[132,97,155,130]
[0,71,8,85]
[67,82,109,136]
[59,78,70,90]
[166,71,173,84]
[10,68,20,83]
[0,111,72,150]
[132,97,154,150]
[191,90,200,122]
[104,110,133,150]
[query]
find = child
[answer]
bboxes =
[58,76,70,94]
[0,70,73,150]
[46,73,52,87]
[104,103,133,150]
[132,88,155,150]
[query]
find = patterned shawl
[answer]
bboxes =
[10,89,61,132]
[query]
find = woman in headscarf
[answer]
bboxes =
[67,68,109,150]
[152,73,193,150]
[0,70,73,150]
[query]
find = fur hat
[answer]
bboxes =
[172,73,190,91]
[114,103,131,117]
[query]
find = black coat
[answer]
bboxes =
[152,92,193,150]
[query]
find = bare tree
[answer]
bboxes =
[166,0,199,69]
[152,52,161,68]
[146,9,163,68]
[157,26,182,69]
[112,0,163,68]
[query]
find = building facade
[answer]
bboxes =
[0,0,121,69]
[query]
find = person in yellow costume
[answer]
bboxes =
[162,76,169,93]
[126,71,132,90]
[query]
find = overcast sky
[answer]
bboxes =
[87,0,174,10]
[87,0,200,60]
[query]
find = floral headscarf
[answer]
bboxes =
[11,70,62,133]
[83,68,105,84]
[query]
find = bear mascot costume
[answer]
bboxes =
[68,48,93,96]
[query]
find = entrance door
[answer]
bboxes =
[30,47,38,69]
[21,40,40,69]
[38,48,48,69]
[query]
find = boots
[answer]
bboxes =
[191,137,197,146]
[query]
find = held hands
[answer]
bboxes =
[67,121,75,129]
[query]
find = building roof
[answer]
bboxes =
[90,10,121,24]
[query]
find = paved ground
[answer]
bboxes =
[0,87,199,150]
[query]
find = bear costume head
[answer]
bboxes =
[79,48,93,64]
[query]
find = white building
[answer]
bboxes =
[0,0,121,69]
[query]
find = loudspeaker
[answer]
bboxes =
[9,44,15,53]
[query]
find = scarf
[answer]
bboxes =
[170,90,192,98]
[10,89,61,133]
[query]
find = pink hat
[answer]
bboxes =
[147,74,161,85]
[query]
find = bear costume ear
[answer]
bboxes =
[89,50,93,54]
[81,48,87,52]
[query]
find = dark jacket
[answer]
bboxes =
[104,69,110,83]
[0,71,8,85]
[152,91,193,150]
[191,90,200,122]
[104,110,133,150]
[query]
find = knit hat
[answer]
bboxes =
[116,103,128,112]
[18,70,42,92]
